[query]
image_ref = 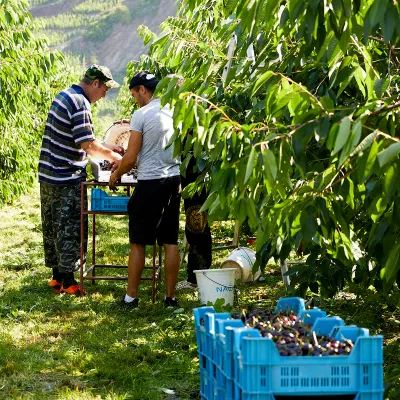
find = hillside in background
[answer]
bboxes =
[29,0,178,80]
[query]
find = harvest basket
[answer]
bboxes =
[193,297,383,400]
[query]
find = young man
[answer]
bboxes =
[109,71,181,308]
[39,64,123,295]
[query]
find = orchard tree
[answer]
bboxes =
[0,0,77,205]
[119,0,400,297]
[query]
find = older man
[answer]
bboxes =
[39,64,123,295]
[110,71,181,308]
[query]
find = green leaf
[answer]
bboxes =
[199,192,217,213]
[320,96,334,111]
[333,116,351,155]
[357,139,379,183]
[341,0,352,18]
[247,197,258,227]
[383,5,396,42]
[338,117,362,166]
[351,130,377,157]
[374,79,389,98]
[354,67,366,98]
[263,148,278,180]
[346,178,355,209]
[377,142,400,168]
[244,147,255,184]
[316,31,335,61]
[380,244,400,283]
[251,71,274,97]
[179,153,192,178]
[383,164,397,205]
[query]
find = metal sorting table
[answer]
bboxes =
[79,180,162,301]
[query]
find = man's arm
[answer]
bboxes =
[109,130,142,189]
[80,139,122,162]
[102,143,125,155]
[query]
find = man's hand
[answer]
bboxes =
[109,170,121,189]
[110,159,121,172]
[80,139,122,163]
[105,143,125,156]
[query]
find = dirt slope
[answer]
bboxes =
[30,0,178,74]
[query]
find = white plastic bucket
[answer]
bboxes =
[220,247,261,282]
[194,268,236,306]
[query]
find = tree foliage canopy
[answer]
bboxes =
[119,0,400,296]
[0,0,77,206]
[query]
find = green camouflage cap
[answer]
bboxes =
[84,64,120,89]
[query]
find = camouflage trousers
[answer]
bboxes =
[40,182,88,274]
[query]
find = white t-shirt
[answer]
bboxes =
[130,98,180,180]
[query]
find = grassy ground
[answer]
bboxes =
[0,183,399,399]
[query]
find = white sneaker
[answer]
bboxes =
[176,281,197,291]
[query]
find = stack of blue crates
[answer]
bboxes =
[193,297,383,400]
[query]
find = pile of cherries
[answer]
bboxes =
[99,160,112,171]
[99,160,138,178]
[231,309,353,357]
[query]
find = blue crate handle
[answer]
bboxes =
[215,318,244,338]
[193,307,215,329]
[311,316,345,336]
[274,296,305,314]
[297,307,327,324]
[233,327,260,354]
[330,325,370,342]
[205,312,231,334]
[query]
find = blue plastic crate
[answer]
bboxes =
[90,188,130,212]
[274,296,305,313]
[194,308,241,400]
[194,307,219,400]
[200,367,213,400]
[195,297,331,400]
[194,298,383,400]
[215,319,244,376]
[233,326,383,400]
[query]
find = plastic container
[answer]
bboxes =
[194,268,236,306]
[89,158,137,183]
[220,247,261,282]
[90,188,130,212]
[233,326,383,400]
[193,297,384,400]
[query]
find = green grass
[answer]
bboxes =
[0,183,399,399]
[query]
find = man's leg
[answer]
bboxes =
[53,184,87,295]
[126,243,146,298]
[40,183,60,287]
[185,224,212,284]
[183,188,212,285]
[163,244,180,298]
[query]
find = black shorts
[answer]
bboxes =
[128,176,181,245]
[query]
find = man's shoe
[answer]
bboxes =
[176,281,197,291]
[49,279,62,291]
[163,297,179,307]
[119,297,139,309]
[60,282,87,296]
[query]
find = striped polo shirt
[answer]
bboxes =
[38,84,94,185]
